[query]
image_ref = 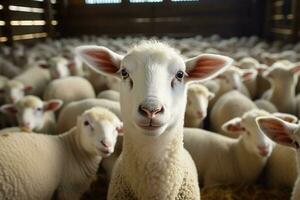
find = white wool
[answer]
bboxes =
[97,90,120,102]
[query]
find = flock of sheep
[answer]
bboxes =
[0,35,300,199]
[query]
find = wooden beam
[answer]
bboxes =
[2,0,13,45]
[43,0,54,38]
[292,0,300,41]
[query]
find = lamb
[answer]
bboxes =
[43,76,96,106]
[0,95,63,134]
[183,109,276,188]
[261,63,300,114]
[0,107,122,200]
[185,84,214,128]
[57,98,121,133]
[76,40,232,199]
[97,90,120,102]
[210,90,257,135]
[254,99,278,113]
[3,80,32,104]
[14,65,51,97]
[256,116,300,199]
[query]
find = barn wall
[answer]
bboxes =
[62,0,265,38]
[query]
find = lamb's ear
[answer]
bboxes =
[185,54,233,83]
[116,122,124,136]
[75,46,122,78]
[241,69,258,82]
[44,99,63,112]
[39,63,49,69]
[272,113,298,124]
[207,92,215,100]
[290,64,300,75]
[256,117,299,148]
[222,117,245,135]
[0,104,18,115]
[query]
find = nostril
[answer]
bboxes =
[101,140,111,148]
[138,105,149,117]
[139,105,164,119]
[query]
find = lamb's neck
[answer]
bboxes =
[123,121,184,161]
[271,81,295,102]
[61,128,101,180]
[184,113,202,128]
[35,112,55,134]
[231,137,267,183]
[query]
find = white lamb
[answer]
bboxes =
[256,116,300,200]
[3,80,32,104]
[0,107,122,200]
[185,84,214,128]
[0,95,63,134]
[76,40,232,199]
[210,90,257,135]
[97,89,120,102]
[57,98,121,133]
[43,76,96,106]
[184,109,276,188]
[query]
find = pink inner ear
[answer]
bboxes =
[188,57,225,78]
[2,105,17,114]
[45,102,61,111]
[117,127,124,135]
[227,124,244,132]
[85,50,119,74]
[242,71,255,81]
[291,65,300,74]
[39,64,48,69]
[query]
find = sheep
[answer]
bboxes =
[3,80,32,104]
[183,109,276,188]
[261,63,300,114]
[57,98,121,133]
[0,95,63,134]
[76,40,232,199]
[185,84,214,128]
[210,90,257,135]
[14,65,51,97]
[43,76,96,106]
[254,99,278,113]
[97,89,120,102]
[0,107,123,200]
[256,116,300,200]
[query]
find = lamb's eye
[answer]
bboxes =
[121,69,129,80]
[84,121,90,126]
[37,107,43,112]
[175,71,184,81]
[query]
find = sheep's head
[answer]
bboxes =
[76,41,232,137]
[4,80,32,104]
[222,109,297,158]
[186,84,214,120]
[0,95,63,132]
[77,107,123,157]
[40,56,71,79]
[256,116,300,151]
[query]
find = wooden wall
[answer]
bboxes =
[62,0,265,38]
[0,0,62,46]
[264,0,300,41]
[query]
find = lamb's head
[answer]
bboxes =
[223,109,298,157]
[256,116,300,152]
[186,84,214,120]
[4,80,32,103]
[0,95,63,132]
[263,62,300,86]
[76,41,232,137]
[76,107,123,157]
[40,56,70,79]
[216,66,257,92]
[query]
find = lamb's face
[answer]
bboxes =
[217,69,242,91]
[4,80,32,104]
[264,64,300,86]
[78,108,122,157]
[48,58,70,79]
[186,85,214,120]
[0,96,62,132]
[76,41,233,137]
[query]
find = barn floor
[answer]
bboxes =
[81,170,291,200]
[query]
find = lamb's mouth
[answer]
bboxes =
[137,121,163,131]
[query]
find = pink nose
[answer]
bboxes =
[257,145,269,156]
[139,105,163,119]
[101,140,112,148]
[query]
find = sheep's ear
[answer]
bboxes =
[44,99,63,111]
[185,54,233,83]
[23,86,32,93]
[39,63,49,69]
[0,104,18,115]
[272,113,298,124]
[256,64,268,73]
[207,92,215,100]
[256,117,299,148]
[116,122,124,136]
[75,46,122,78]
[290,64,300,74]
[241,69,257,82]
[222,117,244,135]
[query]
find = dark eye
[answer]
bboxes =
[37,107,43,112]
[294,141,300,149]
[176,71,184,81]
[84,120,90,126]
[121,69,129,80]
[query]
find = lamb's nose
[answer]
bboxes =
[138,100,164,119]
[101,140,112,148]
